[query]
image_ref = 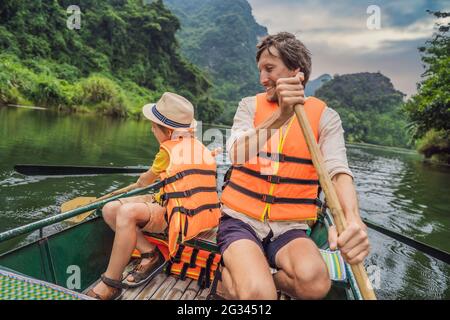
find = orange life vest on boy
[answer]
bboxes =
[221,93,326,222]
[159,137,220,257]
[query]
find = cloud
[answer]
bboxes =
[247,0,450,96]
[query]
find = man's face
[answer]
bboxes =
[257,47,299,102]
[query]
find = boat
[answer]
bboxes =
[0,186,363,300]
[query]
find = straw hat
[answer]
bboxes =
[142,92,197,130]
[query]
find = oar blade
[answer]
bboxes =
[61,197,97,223]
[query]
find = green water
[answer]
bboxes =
[0,107,449,299]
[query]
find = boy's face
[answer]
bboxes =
[257,46,300,102]
[151,122,171,143]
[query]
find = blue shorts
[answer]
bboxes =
[216,214,308,269]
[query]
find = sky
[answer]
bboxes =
[247,0,450,97]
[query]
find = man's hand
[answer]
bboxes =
[275,72,305,119]
[328,220,370,265]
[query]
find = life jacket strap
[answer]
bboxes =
[162,186,217,200]
[171,203,221,217]
[258,152,314,165]
[165,260,173,276]
[158,169,216,188]
[233,166,319,185]
[197,267,206,289]
[172,244,185,264]
[206,259,223,300]
[227,181,322,206]
[179,263,190,281]
[203,252,216,289]
[189,248,200,268]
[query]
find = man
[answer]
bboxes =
[217,32,370,300]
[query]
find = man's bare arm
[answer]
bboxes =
[332,173,363,224]
[329,173,370,264]
[230,109,291,164]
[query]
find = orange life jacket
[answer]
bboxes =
[133,236,221,289]
[221,93,326,222]
[159,137,221,257]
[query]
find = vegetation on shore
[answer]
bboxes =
[315,72,410,148]
[404,11,449,163]
[0,0,223,122]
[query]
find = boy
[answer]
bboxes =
[87,92,221,300]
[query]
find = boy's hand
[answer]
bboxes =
[136,176,146,188]
[136,169,157,188]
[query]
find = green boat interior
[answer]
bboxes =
[0,186,363,300]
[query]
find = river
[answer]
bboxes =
[0,106,449,299]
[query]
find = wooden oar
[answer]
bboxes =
[62,183,138,223]
[294,104,377,300]
[14,164,146,176]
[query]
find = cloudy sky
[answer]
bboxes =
[247,0,450,97]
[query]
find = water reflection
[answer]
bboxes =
[348,144,450,299]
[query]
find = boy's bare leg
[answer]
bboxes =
[218,239,277,300]
[92,203,155,297]
[126,202,167,282]
[273,238,331,300]
[102,196,163,254]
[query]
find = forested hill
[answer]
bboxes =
[164,0,267,104]
[305,74,332,96]
[0,0,223,121]
[315,72,410,148]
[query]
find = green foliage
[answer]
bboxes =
[78,76,119,105]
[195,94,225,124]
[164,0,267,116]
[416,129,450,164]
[404,11,449,161]
[315,72,410,148]
[76,75,129,116]
[404,13,449,131]
[0,0,217,120]
[30,74,71,107]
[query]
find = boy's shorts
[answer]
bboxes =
[216,214,308,269]
[115,195,167,233]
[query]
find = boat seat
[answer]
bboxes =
[0,268,94,300]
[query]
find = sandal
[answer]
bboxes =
[123,247,166,288]
[86,274,128,300]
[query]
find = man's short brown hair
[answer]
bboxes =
[256,32,312,85]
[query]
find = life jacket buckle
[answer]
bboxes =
[180,207,194,216]
[183,190,192,197]
[267,175,280,184]
[175,171,186,180]
[262,194,275,204]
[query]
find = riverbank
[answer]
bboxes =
[0,54,158,119]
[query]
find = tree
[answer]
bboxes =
[404,11,450,162]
